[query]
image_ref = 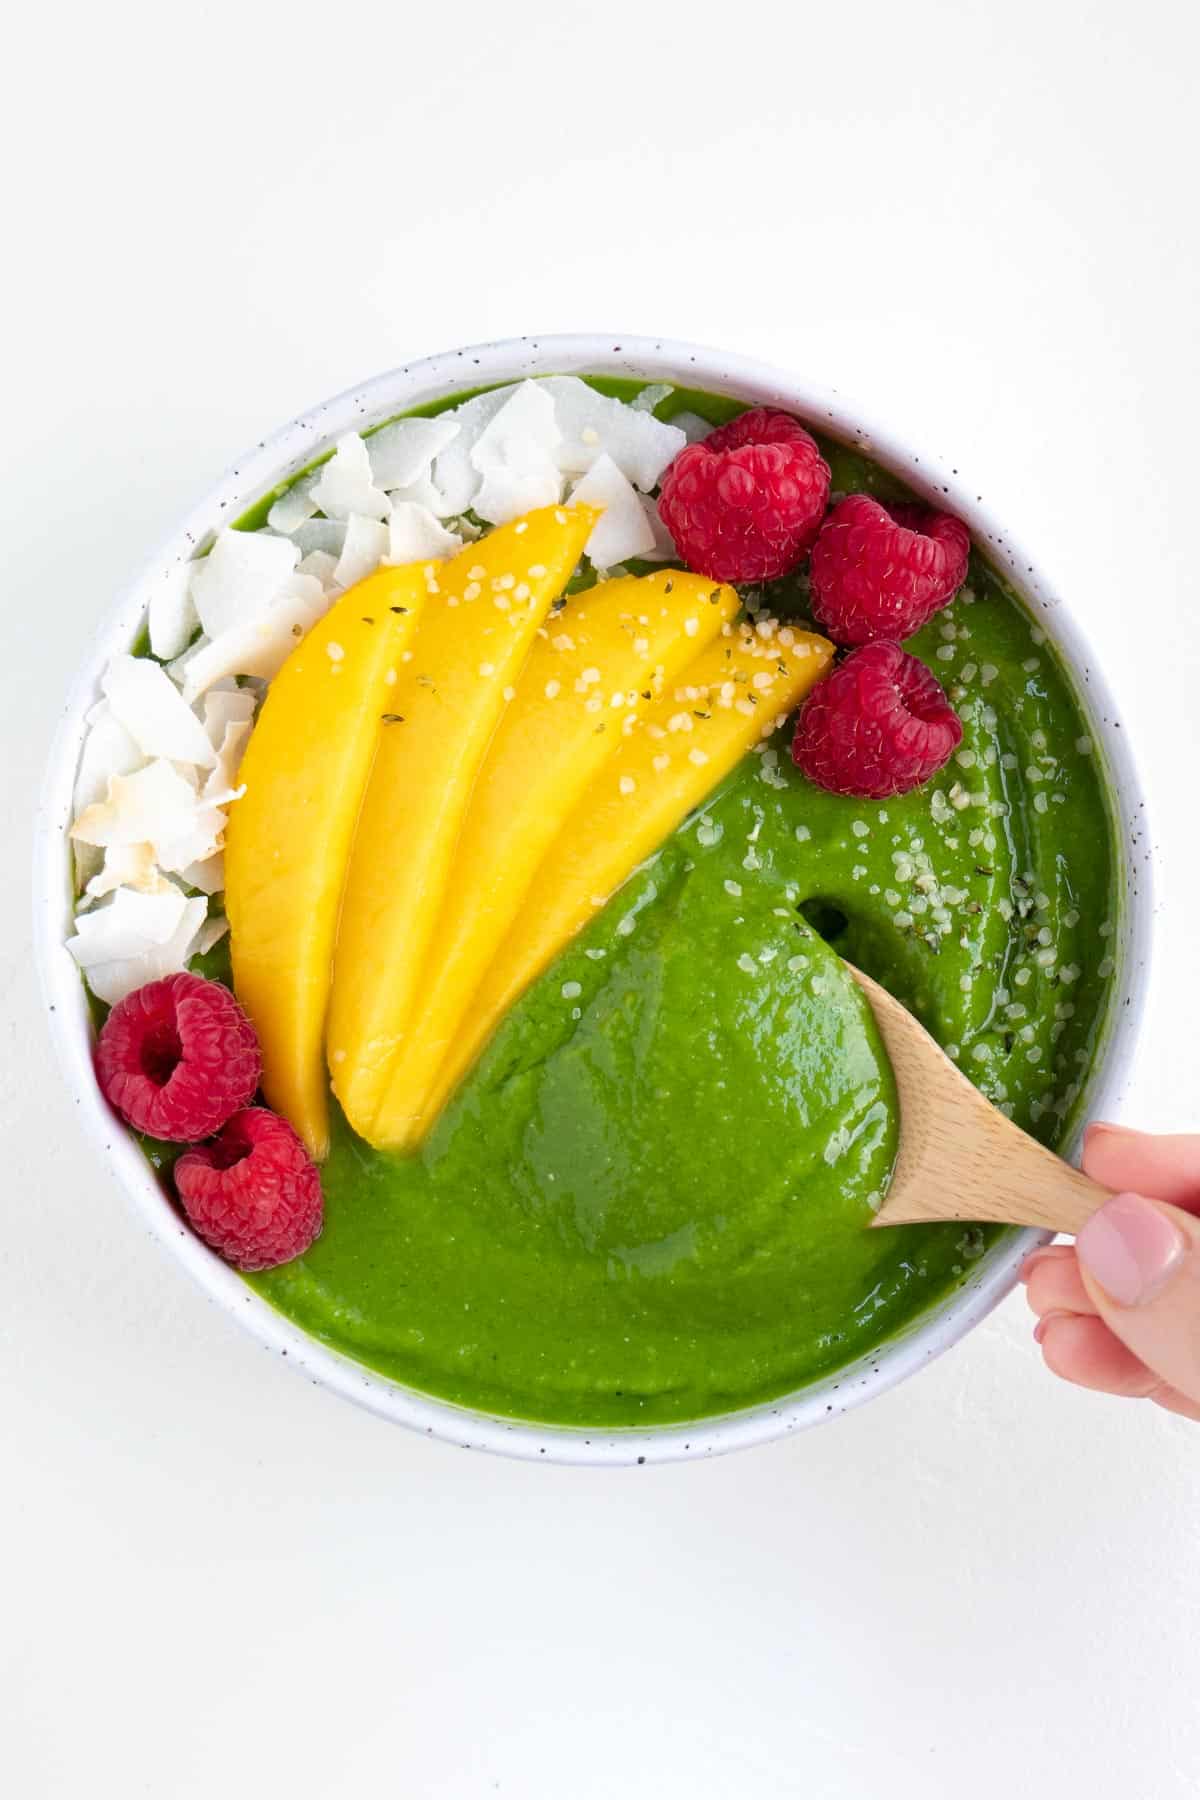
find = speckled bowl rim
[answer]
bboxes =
[34,334,1154,1465]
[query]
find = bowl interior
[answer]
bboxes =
[34,335,1153,1464]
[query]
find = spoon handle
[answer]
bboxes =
[849,967,1112,1234]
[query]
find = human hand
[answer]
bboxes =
[1021,1126,1200,1421]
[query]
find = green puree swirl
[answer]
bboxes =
[223,384,1119,1427]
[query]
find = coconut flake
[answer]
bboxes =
[202,718,252,803]
[180,852,225,896]
[148,562,199,661]
[291,519,348,560]
[432,386,516,515]
[668,410,713,446]
[367,416,460,490]
[333,515,390,590]
[385,474,456,518]
[571,455,657,568]
[195,914,230,957]
[72,759,200,852]
[68,885,191,966]
[296,548,340,589]
[631,382,675,414]
[386,504,463,565]
[166,635,210,688]
[266,473,320,534]
[84,843,177,901]
[73,702,143,820]
[102,654,216,768]
[639,494,677,562]
[470,381,563,524]
[180,579,327,703]
[67,886,208,1005]
[541,377,685,491]
[310,434,390,523]
[201,688,256,751]
[189,529,301,640]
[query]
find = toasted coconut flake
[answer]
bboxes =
[73,701,142,821]
[102,654,216,768]
[367,416,460,490]
[541,376,685,490]
[334,515,389,590]
[311,434,390,522]
[386,504,463,565]
[266,473,320,534]
[148,562,199,661]
[570,455,657,568]
[84,843,176,901]
[72,759,200,851]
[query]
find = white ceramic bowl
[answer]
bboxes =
[35,335,1154,1465]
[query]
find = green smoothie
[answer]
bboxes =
[149,380,1120,1427]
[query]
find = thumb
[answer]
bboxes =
[1076,1193,1200,1405]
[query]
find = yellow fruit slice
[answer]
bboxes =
[327,504,597,1144]
[419,620,834,1131]
[224,563,430,1159]
[374,569,740,1149]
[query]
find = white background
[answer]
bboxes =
[4,2,1199,1794]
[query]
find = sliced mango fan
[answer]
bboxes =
[66,377,832,1149]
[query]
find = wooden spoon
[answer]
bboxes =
[849,967,1111,1234]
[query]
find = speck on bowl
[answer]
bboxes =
[34,335,1154,1465]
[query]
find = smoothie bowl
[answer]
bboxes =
[36,336,1151,1463]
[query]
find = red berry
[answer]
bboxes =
[791,641,963,798]
[96,973,261,1141]
[174,1107,323,1271]
[657,407,831,583]
[808,496,970,645]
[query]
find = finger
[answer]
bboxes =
[1024,1253,1096,1320]
[1036,1311,1164,1397]
[1150,1387,1200,1423]
[1075,1194,1200,1405]
[1019,1243,1074,1282]
[1083,1126,1200,1213]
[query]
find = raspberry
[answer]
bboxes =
[174,1107,323,1271]
[791,640,963,798]
[657,407,830,582]
[96,973,261,1141]
[808,496,970,645]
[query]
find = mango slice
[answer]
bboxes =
[419,620,834,1129]
[224,563,429,1159]
[327,504,597,1144]
[373,569,740,1148]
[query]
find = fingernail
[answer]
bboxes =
[1033,1309,1073,1345]
[1076,1193,1186,1307]
[1019,1247,1058,1283]
[1084,1121,1137,1148]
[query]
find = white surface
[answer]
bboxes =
[3,1,1198,1794]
